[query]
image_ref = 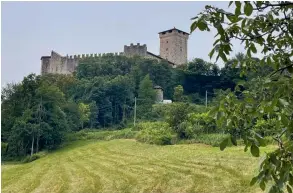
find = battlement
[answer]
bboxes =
[124,43,147,57]
[64,52,125,59]
[158,27,189,38]
[43,51,125,60]
[41,50,125,75]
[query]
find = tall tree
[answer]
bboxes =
[190,1,293,192]
[173,85,184,102]
[137,74,156,119]
[78,102,91,129]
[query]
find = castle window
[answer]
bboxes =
[166,41,168,43]
[166,48,168,51]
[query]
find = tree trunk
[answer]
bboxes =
[123,99,126,122]
[36,134,39,153]
[31,135,34,156]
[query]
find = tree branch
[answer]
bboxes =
[270,64,293,77]
[254,2,293,10]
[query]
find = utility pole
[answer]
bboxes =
[205,90,207,108]
[134,97,137,126]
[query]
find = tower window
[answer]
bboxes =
[180,47,182,51]
[166,48,168,51]
[166,41,168,43]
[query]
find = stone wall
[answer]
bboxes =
[154,87,164,102]
[40,51,124,75]
[159,29,189,67]
[41,57,51,75]
[124,43,147,57]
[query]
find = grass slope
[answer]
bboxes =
[2,139,273,193]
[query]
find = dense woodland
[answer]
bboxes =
[2,53,258,158]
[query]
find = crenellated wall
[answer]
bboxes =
[124,43,147,57]
[41,51,125,75]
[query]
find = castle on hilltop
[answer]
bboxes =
[41,27,189,75]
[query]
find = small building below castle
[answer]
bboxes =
[41,27,189,75]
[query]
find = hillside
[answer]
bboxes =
[2,139,274,193]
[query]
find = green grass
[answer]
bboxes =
[2,139,275,193]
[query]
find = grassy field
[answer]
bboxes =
[2,139,274,193]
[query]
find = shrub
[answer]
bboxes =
[135,127,177,145]
[134,121,177,145]
[21,151,48,163]
[166,103,190,138]
[179,134,233,147]
[133,121,169,131]
[188,112,218,134]
[104,129,137,140]
[65,128,137,141]
[22,154,40,163]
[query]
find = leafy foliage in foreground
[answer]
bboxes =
[190,1,293,192]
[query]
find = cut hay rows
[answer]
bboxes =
[2,139,272,193]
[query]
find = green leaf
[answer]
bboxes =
[260,180,266,191]
[287,185,293,193]
[220,138,229,151]
[267,57,272,66]
[244,145,248,152]
[289,174,293,186]
[235,1,241,8]
[255,133,266,147]
[190,21,197,33]
[209,48,215,59]
[231,135,237,146]
[241,18,247,29]
[247,48,251,58]
[250,43,257,53]
[220,52,228,62]
[213,39,220,46]
[244,2,253,16]
[235,6,241,16]
[228,1,233,7]
[279,98,289,107]
[270,153,278,165]
[281,114,289,126]
[260,59,265,66]
[197,21,207,31]
[235,1,241,15]
[251,144,260,157]
[250,176,258,186]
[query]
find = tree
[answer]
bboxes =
[78,102,91,129]
[89,101,99,128]
[190,1,293,192]
[166,103,190,138]
[173,85,184,102]
[2,74,70,158]
[137,74,156,119]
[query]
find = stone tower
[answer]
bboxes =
[159,27,189,67]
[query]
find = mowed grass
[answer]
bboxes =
[2,139,275,193]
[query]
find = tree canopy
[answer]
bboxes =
[190,1,293,192]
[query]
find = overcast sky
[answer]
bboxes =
[1,1,245,86]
